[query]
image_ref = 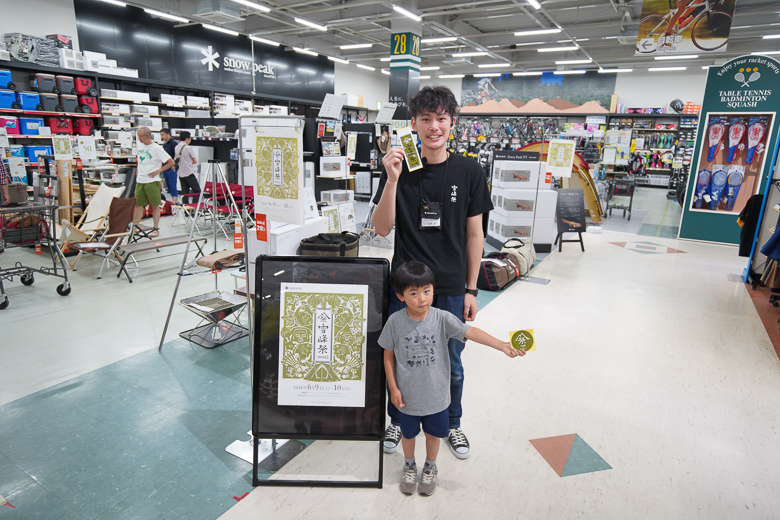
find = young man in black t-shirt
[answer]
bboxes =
[373,86,493,460]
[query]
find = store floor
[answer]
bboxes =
[600,185,683,238]
[2,212,778,519]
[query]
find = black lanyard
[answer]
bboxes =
[418,153,450,204]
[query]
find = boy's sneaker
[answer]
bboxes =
[383,424,402,454]
[418,465,438,496]
[399,462,417,495]
[447,428,470,459]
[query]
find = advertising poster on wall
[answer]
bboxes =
[635,0,737,56]
[679,54,780,244]
[252,125,304,225]
[277,282,369,408]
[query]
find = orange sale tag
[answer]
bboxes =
[255,214,268,242]
[233,221,244,248]
[545,172,552,183]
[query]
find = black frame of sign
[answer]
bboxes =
[252,255,389,487]
[554,188,586,252]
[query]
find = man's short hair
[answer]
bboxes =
[160,128,171,136]
[136,126,151,137]
[394,261,435,294]
[409,86,459,120]
[179,131,191,140]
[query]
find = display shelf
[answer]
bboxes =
[646,168,672,172]
[0,108,102,118]
[8,135,53,139]
[191,136,236,141]
[631,127,678,131]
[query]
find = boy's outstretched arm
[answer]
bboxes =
[383,349,405,408]
[465,327,525,358]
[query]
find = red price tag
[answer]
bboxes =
[35,244,42,254]
[255,214,268,242]
[75,158,83,169]
[233,221,243,248]
[545,172,552,183]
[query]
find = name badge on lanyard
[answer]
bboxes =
[419,201,442,229]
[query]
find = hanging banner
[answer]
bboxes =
[635,0,737,56]
[251,125,304,225]
[679,54,780,244]
[277,282,369,407]
[546,139,576,178]
[77,136,98,161]
[52,135,73,161]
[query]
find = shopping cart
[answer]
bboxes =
[0,204,71,309]
[605,176,636,220]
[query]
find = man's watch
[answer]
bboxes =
[465,288,478,297]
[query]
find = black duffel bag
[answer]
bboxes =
[300,232,359,257]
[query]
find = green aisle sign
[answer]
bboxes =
[390,32,420,57]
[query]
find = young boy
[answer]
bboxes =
[378,261,523,496]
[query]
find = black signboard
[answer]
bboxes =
[493,150,540,162]
[556,189,587,233]
[73,0,334,102]
[252,256,389,487]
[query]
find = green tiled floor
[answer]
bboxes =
[0,338,259,520]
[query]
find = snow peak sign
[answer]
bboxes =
[714,56,780,109]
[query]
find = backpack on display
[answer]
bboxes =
[477,252,519,291]
[501,238,536,277]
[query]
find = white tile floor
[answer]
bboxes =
[3,203,779,519]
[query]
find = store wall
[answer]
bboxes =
[333,62,388,110]
[614,69,707,108]
[0,0,79,50]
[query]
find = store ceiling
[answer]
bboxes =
[108,0,780,76]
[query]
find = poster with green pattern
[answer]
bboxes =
[278,282,369,407]
[253,125,304,225]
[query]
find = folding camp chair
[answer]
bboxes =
[60,183,125,268]
[68,197,136,279]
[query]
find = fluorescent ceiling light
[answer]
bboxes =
[228,0,271,12]
[474,73,501,77]
[478,63,509,68]
[356,64,376,71]
[762,34,780,39]
[575,38,590,42]
[648,66,687,71]
[340,43,373,49]
[328,56,349,64]
[381,69,390,75]
[752,50,780,55]
[702,66,711,69]
[598,68,633,73]
[420,66,440,70]
[422,37,458,43]
[527,0,541,9]
[439,74,465,78]
[654,54,698,60]
[553,70,587,75]
[380,57,391,62]
[202,24,239,36]
[513,71,543,76]
[99,0,126,5]
[452,51,488,57]
[393,6,422,22]
[602,36,618,39]
[294,17,327,31]
[538,46,578,52]
[293,47,318,56]
[514,28,561,37]
[144,8,189,23]
[555,59,591,65]
[419,75,431,79]
[515,41,546,47]
[249,35,279,46]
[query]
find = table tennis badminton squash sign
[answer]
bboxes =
[679,54,780,244]
[556,189,587,234]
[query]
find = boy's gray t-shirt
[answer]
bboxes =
[378,307,469,416]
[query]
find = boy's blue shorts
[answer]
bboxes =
[398,408,449,439]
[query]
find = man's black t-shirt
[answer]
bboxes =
[373,153,493,295]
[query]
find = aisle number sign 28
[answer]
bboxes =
[391,32,420,57]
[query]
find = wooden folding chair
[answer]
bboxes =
[60,184,125,268]
[68,197,136,279]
